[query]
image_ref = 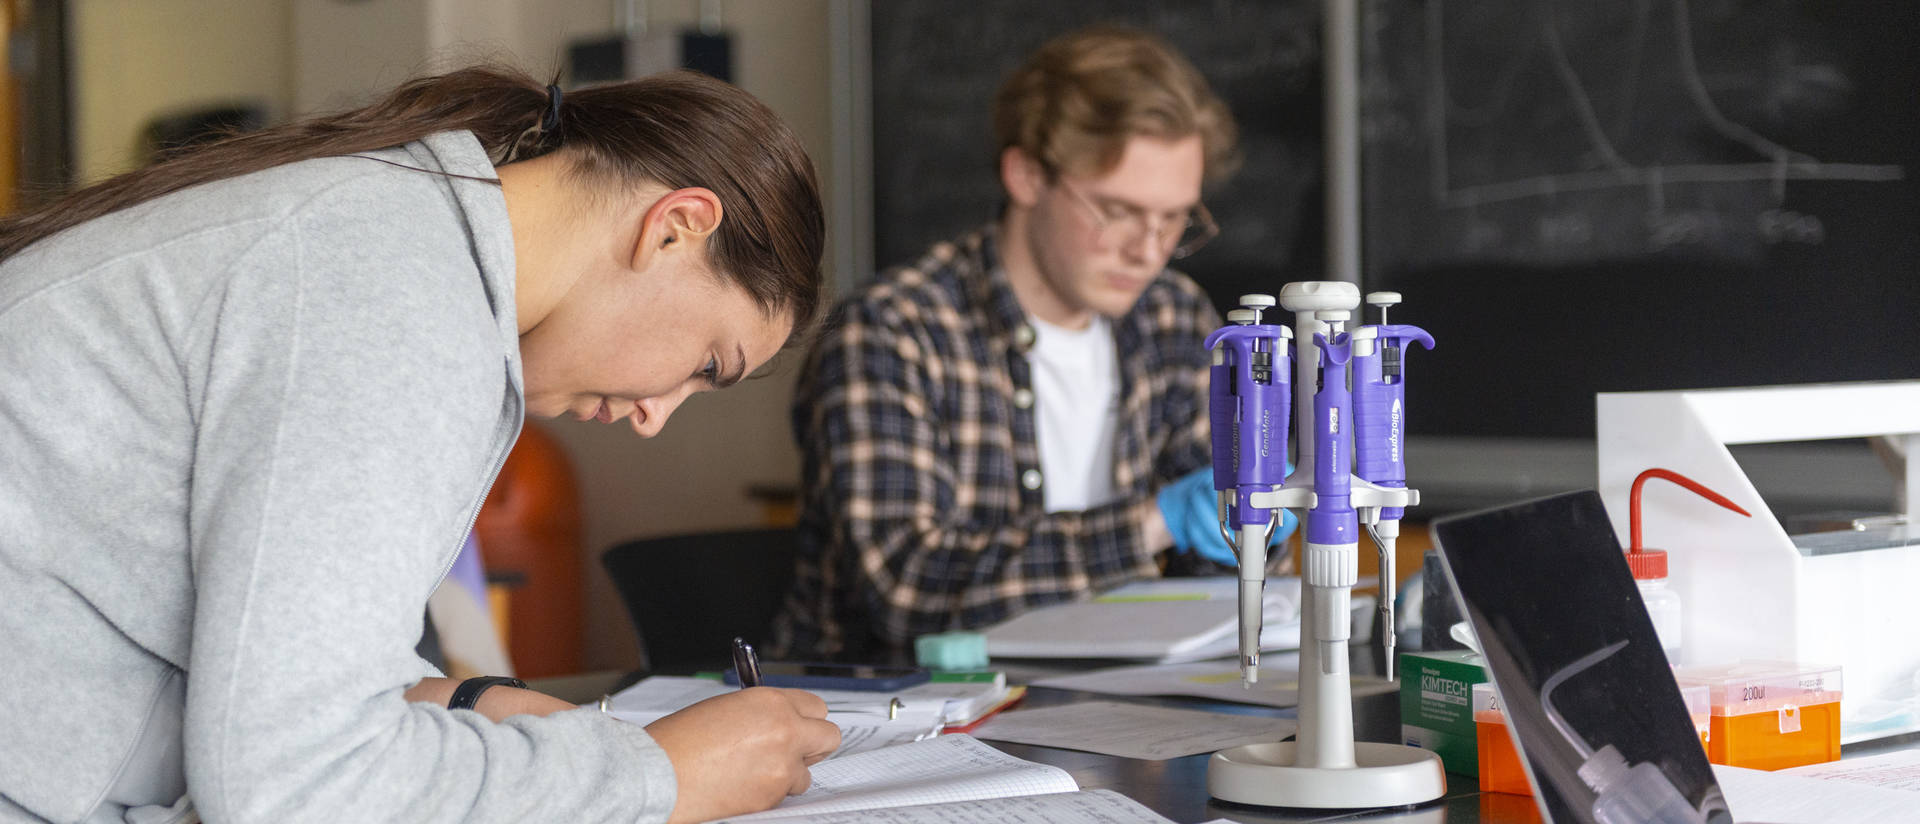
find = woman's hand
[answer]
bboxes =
[645,687,841,824]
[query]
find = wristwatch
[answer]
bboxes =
[447,675,527,711]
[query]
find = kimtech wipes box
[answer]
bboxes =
[1400,648,1489,775]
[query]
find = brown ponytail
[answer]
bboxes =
[0,65,823,336]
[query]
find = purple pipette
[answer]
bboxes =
[1308,329,1356,544]
[1306,324,1360,673]
[1206,323,1292,529]
[1352,298,1435,523]
[1205,296,1292,684]
[1351,292,1433,679]
[1208,313,1248,502]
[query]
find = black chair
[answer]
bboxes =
[601,528,797,673]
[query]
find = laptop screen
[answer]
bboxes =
[1431,490,1732,824]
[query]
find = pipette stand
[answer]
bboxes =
[1208,282,1447,808]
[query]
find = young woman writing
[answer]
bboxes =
[0,66,838,824]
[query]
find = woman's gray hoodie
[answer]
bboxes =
[0,132,676,823]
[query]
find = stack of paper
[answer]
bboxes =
[1030,656,1310,708]
[968,700,1296,760]
[895,671,1011,726]
[942,686,1025,732]
[983,576,1303,663]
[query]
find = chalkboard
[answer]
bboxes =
[1362,0,1920,437]
[870,1,1327,310]
[871,1,1920,442]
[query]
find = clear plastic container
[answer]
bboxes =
[1674,660,1842,770]
[1680,682,1711,751]
[1636,576,1683,659]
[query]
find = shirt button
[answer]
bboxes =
[1012,324,1037,351]
[1012,388,1035,409]
[1021,469,1044,491]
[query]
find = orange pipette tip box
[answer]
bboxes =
[1674,660,1841,771]
[1473,682,1533,796]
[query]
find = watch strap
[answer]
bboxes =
[448,675,527,711]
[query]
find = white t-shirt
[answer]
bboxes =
[1027,314,1122,512]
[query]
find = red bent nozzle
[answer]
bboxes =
[1628,468,1752,554]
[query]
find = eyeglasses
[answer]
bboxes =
[1054,177,1219,259]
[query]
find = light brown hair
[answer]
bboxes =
[993,26,1239,183]
[0,66,824,336]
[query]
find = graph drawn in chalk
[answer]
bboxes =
[1424,0,1905,213]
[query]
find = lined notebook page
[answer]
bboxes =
[723,735,1077,820]
[710,788,1173,824]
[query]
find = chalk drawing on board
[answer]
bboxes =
[1419,0,1904,259]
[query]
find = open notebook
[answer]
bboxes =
[606,676,947,759]
[710,734,1173,823]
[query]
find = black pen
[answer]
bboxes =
[731,636,762,688]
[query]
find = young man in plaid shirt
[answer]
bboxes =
[775,27,1297,658]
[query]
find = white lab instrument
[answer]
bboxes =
[1597,381,1920,742]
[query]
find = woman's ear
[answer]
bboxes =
[633,187,725,269]
[999,147,1046,209]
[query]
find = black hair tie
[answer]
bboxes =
[541,84,564,133]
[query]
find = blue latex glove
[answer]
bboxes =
[1156,467,1298,566]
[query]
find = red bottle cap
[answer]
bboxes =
[1625,547,1668,580]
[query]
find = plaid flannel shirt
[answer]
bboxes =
[772,227,1225,658]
